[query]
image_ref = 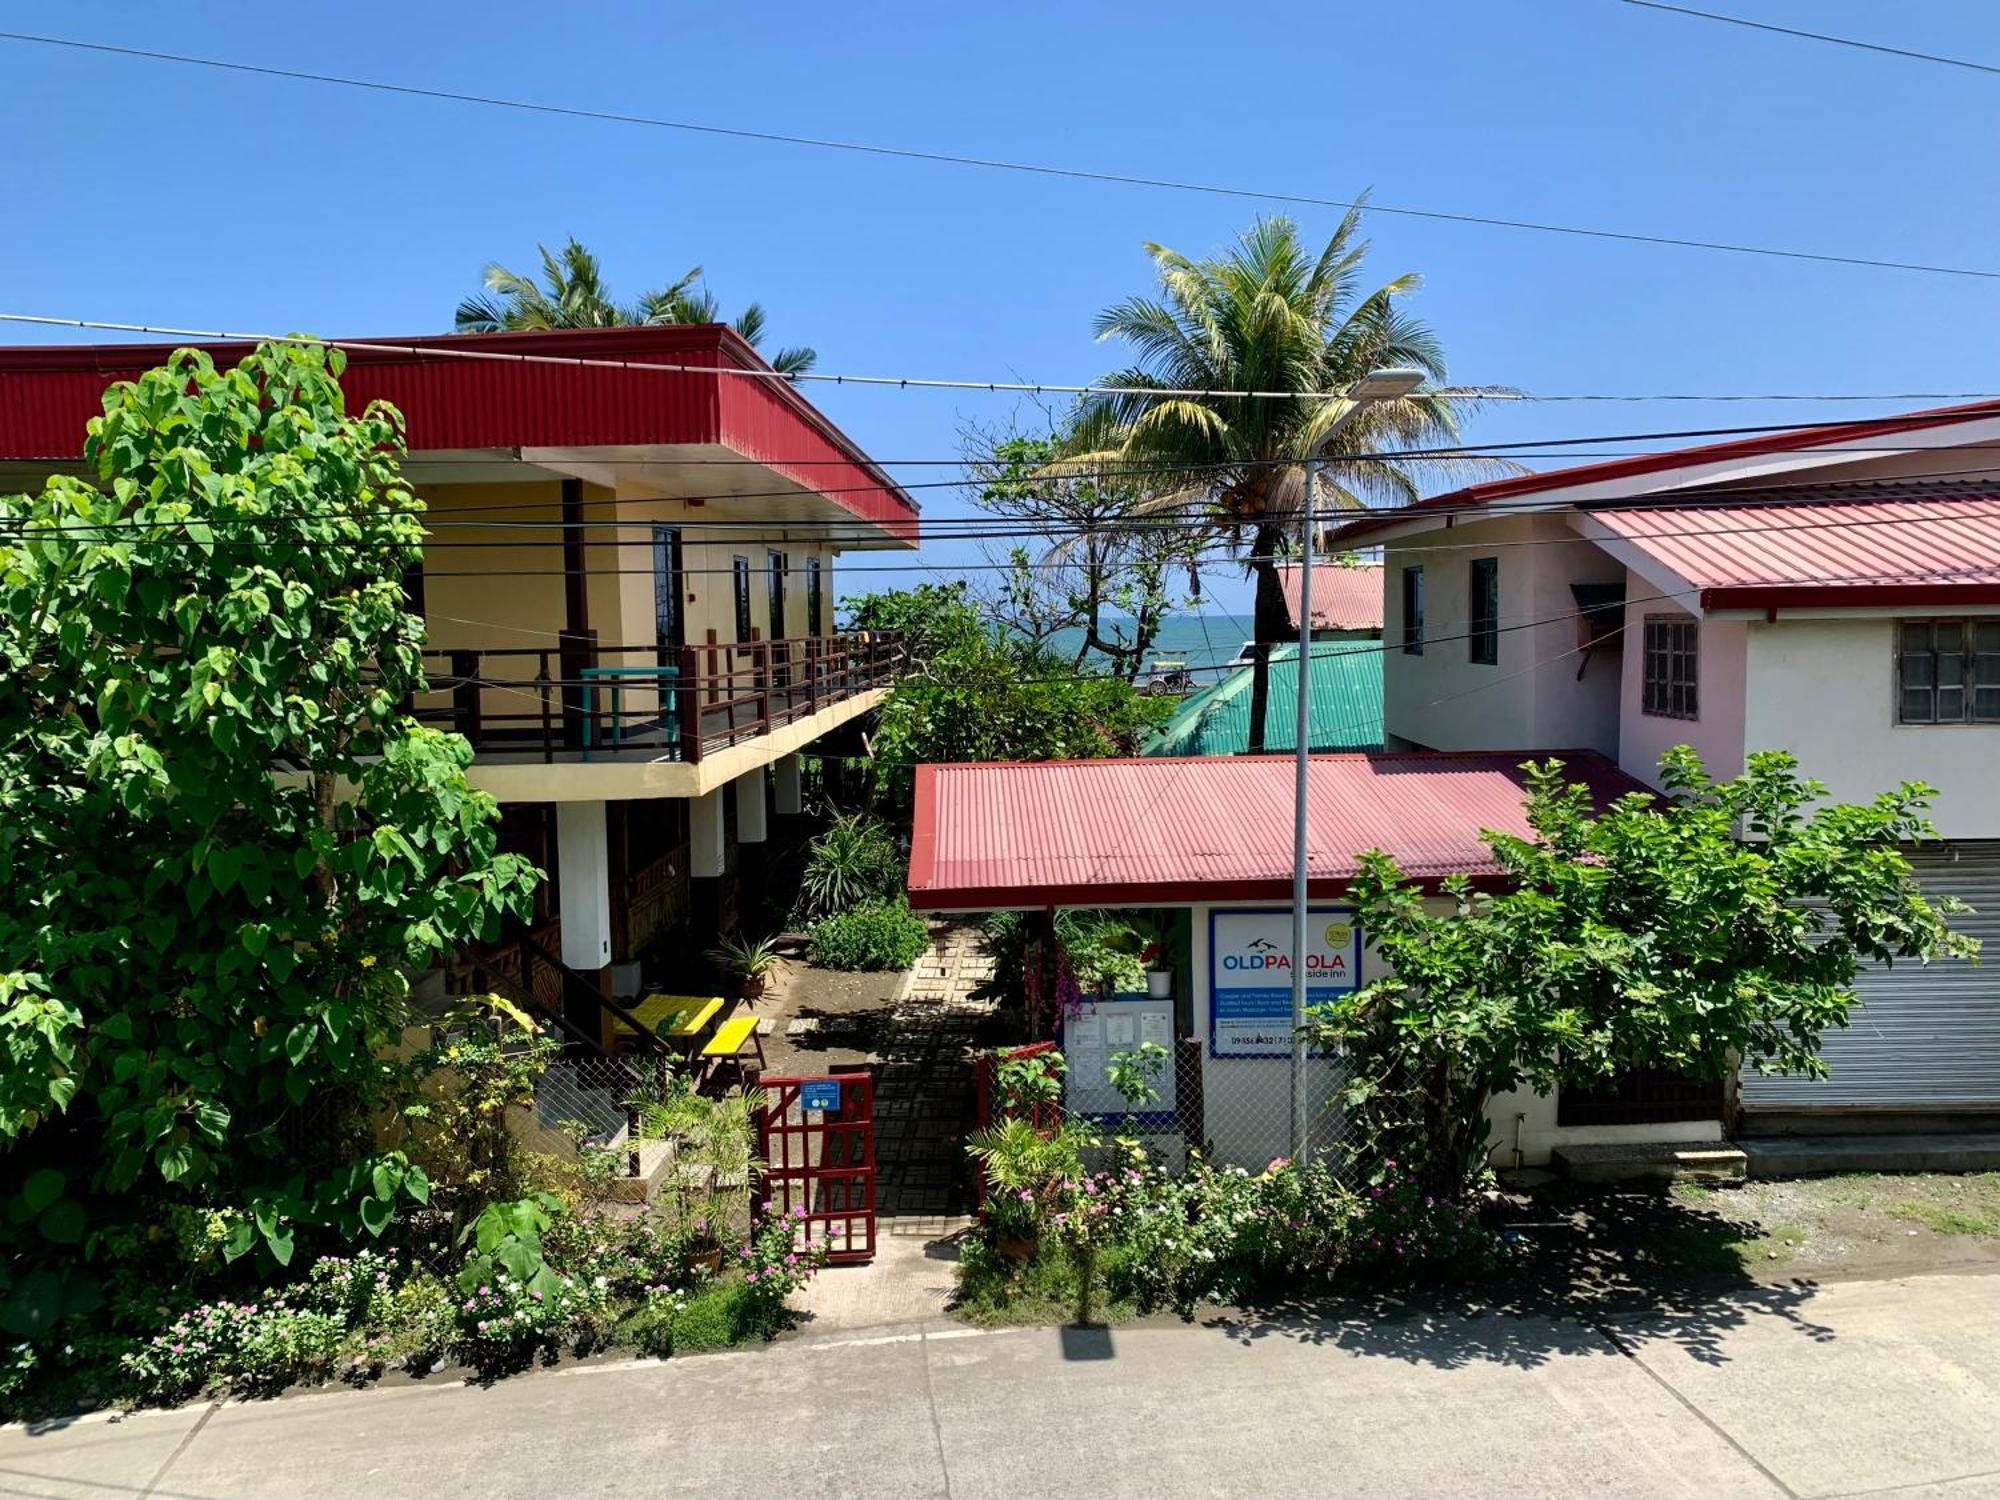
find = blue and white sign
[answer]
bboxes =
[1208,907,1362,1058]
[799,1079,843,1113]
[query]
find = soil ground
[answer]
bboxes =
[1487,1171,2000,1316]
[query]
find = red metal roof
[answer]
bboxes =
[907,750,1650,910]
[1334,399,2000,546]
[1280,562,1382,632]
[1586,495,2000,609]
[0,326,917,539]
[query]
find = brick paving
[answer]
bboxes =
[759,923,1006,1220]
[874,924,1002,1218]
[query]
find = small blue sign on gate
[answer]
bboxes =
[799,1079,843,1113]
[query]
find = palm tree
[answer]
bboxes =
[453,237,817,375]
[1076,209,1501,752]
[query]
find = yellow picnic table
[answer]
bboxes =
[698,1012,766,1086]
[618,994,724,1046]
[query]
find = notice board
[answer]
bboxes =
[1062,996,1178,1122]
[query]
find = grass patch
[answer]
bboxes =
[1642,1219,1759,1276]
[618,1275,789,1358]
[1888,1200,1998,1237]
[952,1241,1136,1329]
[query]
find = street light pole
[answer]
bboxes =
[1289,368,1426,1163]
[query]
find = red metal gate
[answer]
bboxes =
[755,1073,876,1265]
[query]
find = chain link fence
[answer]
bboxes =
[983,1032,1403,1193]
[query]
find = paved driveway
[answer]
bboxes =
[7,1271,1999,1499]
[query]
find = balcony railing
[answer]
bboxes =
[414,631,903,764]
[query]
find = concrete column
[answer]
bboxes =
[690,787,726,879]
[733,767,769,845]
[555,801,612,971]
[772,754,803,817]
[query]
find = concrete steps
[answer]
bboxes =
[1738,1133,2000,1178]
[602,1139,677,1204]
[1551,1142,1748,1185]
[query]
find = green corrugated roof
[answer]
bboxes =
[1143,641,1383,757]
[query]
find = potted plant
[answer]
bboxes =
[707,932,784,1001]
[966,1115,1088,1262]
[1142,941,1173,999]
[637,1082,759,1278]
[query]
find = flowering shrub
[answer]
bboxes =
[298,1249,401,1324]
[122,1295,347,1402]
[622,1282,691,1359]
[738,1206,830,1322]
[966,1142,1503,1323]
[1340,1160,1500,1281]
[453,1272,614,1376]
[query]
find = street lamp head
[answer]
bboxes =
[1351,367,1426,400]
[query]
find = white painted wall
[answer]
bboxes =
[1383,514,1624,755]
[1742,617,2000,837]
[1615,582,1749,790]
[1480,1083,1721,1171]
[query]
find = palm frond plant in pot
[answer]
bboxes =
[966,1115,1091,1262]
[707,932,784,1001]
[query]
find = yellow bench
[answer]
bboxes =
[699,1013,766,1086]
[617,994,723,1041]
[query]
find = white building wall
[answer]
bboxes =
[1615,581,1749,791]
[1741,616,2000,838]
[1383,514,1623,756]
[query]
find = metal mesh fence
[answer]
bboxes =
[983,1033,1405,1194]
[1075,1036,1375,1185]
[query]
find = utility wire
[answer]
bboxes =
[17,502,1999,591]
[14,312,2000,409]
[14,475,2000,556]
[1620,1,2000,78]
[3,31,1996,283]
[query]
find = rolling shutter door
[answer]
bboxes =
[1740,844,2000,1112]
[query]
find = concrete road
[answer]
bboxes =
[7,1270,2000,1500]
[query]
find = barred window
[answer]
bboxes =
[1898,618,2000,724]
[1642,615,1698,720]
[1468,557,1498,665]
[1401,565,1425,656]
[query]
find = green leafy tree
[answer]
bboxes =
[453,236,817,374]
[847,585,1169,809]
[1308,749,1978,1198]
[1078,211,1507,750]
[0,341,540,1335]
[966,429,1202,681]
[843,579,987,668]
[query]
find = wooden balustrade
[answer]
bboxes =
[413,632,903,764]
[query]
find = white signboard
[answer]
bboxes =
[1208,907,1362,1057]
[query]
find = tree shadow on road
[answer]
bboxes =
[1198,1182,1837,1370]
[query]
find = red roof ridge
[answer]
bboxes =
[1335,398,2000,544]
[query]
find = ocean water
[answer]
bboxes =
[1038,613,1256,677]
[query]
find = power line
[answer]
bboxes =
[0,33,1997,284]
[15,312,2000,411]
[14,497,2000,585]
[1620,1,2000,78]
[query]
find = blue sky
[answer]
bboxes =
[3,1,1998,614]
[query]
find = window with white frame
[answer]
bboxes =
[1897,618,2000,724]
[1641,615,1698,719]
